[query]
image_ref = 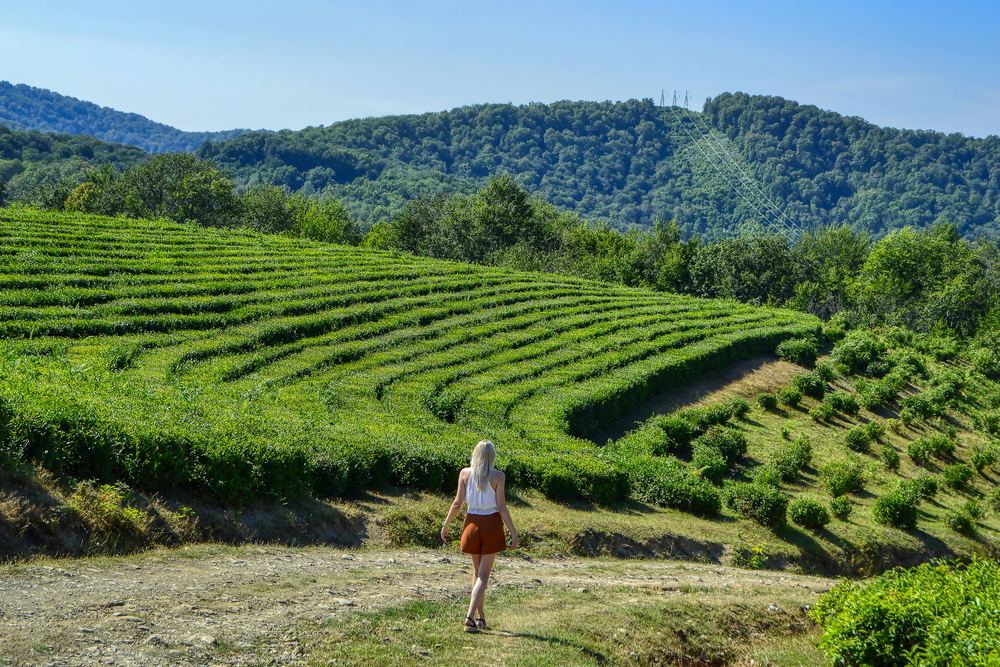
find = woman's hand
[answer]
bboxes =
[441,525,449,543]
[509,534,519,550]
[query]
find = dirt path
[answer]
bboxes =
[0,546,837,666]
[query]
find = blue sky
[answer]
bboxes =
[3,0,998,137]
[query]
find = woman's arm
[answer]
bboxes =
[441,469,468,542]
[493,472,519,549]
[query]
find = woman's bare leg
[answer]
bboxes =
[466,553,496,624]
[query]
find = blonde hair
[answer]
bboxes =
[469,440,496,493]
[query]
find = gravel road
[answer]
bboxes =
[0,546,837,666]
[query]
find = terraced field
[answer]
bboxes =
[0,209,820,504]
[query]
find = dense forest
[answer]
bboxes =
[196,95,1000,240]
[0,81,262,153]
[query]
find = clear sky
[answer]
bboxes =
[3,0,998,137]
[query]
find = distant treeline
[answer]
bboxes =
[194,94,1000,239]
[0,81,262,153]
[9,152,997,348]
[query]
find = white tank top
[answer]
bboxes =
[466,474,499,515]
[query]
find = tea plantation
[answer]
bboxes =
[0,208,819,505]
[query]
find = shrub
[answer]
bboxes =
[788,437,813,470]
[895,477,937,505]
[824,391,860,416]
[907,440,930,467]
[752,464,783,488]
[778,388,802,407]
[974,412,1000,435]
[962,498,986,521]
[925,433,955,459]
[988,486,1000,515]
[695,428,747,466]
[624,457,721,515]
[691,444,728,484]
[864,421,886,441]
[879,444,900,470]
[658,415,697,450]
[788,498,830,530]
[815,361,837,383]
[780,424,791,440]
[885,418,902,434]
[831,333,882,375]
[756,393,778,411]
[971,447,997,473]
[945,510,975,534]
[829,496,852,521]
[822,459,867,497]
[811,559,1000,666]
[942,463,974,490]
[844,427,872,454]
[872,492,918,529]
[422,388,467,423]
[811,402,837,423]
[725,483,789,528]
[378,501,458,548]
[775,336,819,367]
[727,398,751,419]
[793,371,826,400]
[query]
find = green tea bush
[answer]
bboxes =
[872,492,918,529]
[907,440,931,467]
[810,402,837,423]
[815,361,837,383]
[962,498,986,521]
[788,498,830,530]
[787,436,813,470]
[793,371,826,400]
[973,411,1000,435]
[987,486,1000,515]
[925,433,955,459]
[824,391,860,416]
[822,459,866,497]
[844,427,872,453]
[831,332,882,375]
[778,387,801,407]
[944,510,974,534]
[885,418,902,434]
[727,398,751,419]
[690,444,728,484]
[756,393,778,411]
[829,496,852,521]
[879,443,900,470]
[942,463,974,490]
[725,483,788,528]
[775,336,819,367]
[864,420,886,441]
[752,464,783,488]
[622,455,721,515]
[694,428,747,466]
[812,558,1000,666]
[970,446,996,473]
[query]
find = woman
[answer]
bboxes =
[441,439,519,633]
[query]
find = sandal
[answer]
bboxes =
[476,617,488,631]
[464,616,479,633]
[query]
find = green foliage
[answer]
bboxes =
[829,496,852,521]
[770,438,811,483]
[987,486,1000,515]
[812,558,1000,666]
[824,391,860,416]
[724,482,788,528]
[774,336,819,367]
[778,387,801,407]
[970,446,997,473]
[793,370,827,399]
[961,498,986,521]
[879,443,900,470]
[727,397,751,419]
[755,393,778,411]
[872,492,919,529]
[942,463,974,490]
[693,428,747,466]
[623,456,721,515]
[822,459,867,497]
[864,420,886,441]
[907,440,931,467]
[832,332,884,375]
[944,510,975,535]
[843,427,872,454]
[788,498,830,530]
[690,444,728,484]
[752,464,783,488]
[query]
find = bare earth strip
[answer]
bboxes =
[0,546,837,666]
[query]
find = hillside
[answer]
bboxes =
[0,208,814,503]
[0,81,263,153]
[196,95,1000,240]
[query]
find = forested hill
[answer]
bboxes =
[197,94,1000,240]
[0,81,263,154]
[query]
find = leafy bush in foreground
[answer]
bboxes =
[812,558,1000,667]
[756,393,778,411]
[778,387,802,407]
[843,427,872,453]
[942,463,973,489]
[793,371,827,399]
[829,496,852,521]
[945,510,975,534]
[879,443,900,470]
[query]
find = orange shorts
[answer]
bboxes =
[460,512,506,555]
